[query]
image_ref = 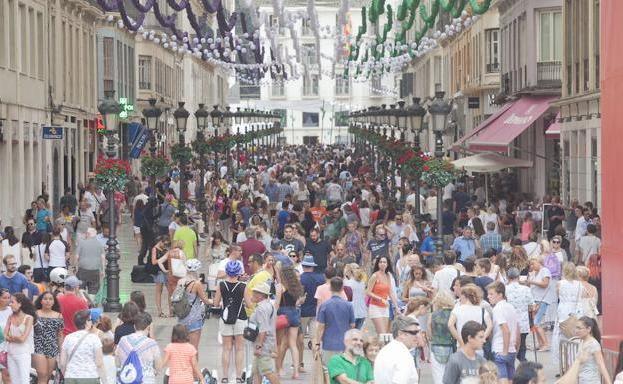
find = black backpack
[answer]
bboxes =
[221,281,244,325]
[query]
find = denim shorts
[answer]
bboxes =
[494,352,517,379]
[534,301,549,325]
[277,306,301,327]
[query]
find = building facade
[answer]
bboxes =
[0,0,102,225]
[553,0,601,208]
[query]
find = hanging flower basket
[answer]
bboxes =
[171,144,193,164]
[140,155,170,177]
[94,158,131,192]
[421,158,455,188]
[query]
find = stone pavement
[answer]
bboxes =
[111,214,560,383]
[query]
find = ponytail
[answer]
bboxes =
[580,316,601,343]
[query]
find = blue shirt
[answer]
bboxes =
[26,282,39,300]
[0,273,29,294]
[300,272,325,317]
[452,236,476,261]
[316,296,355,351]
[36,209,50,232]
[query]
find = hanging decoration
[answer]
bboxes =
[94,158,132,192]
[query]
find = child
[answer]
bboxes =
[102,338,117,384]
[163,324,205,384]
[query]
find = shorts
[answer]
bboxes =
[186,319,204,333]
[77,268,100,294]
[494,352,517,379]
[154,270,168,284]
[133,226,141,234]
[368,304,389,319]
[534,301,549,325]
[252,355,275,376]
[219,318,245,336]
[277,306,301,328]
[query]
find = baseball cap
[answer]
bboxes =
[64,275,82,289]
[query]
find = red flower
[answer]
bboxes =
[423,165,430,171]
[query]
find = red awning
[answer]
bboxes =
[545,113,561,139]
[451,102,514,151]
[458,96,557,152]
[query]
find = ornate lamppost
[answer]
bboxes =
[142,98,162,197]
[173,102,190,213]
[194,104,210,236]
[210,105,222,169]
[428,91,452,258]
[407,97,427,217]
[97,90,122,312]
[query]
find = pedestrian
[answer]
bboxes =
[427,290,456,384]
[452,227,477,262]
[344,264,367,329]
[248,282,279,384]
[314,277,355,364]
[160,240,186,294]
[163,324,206,384]
[304,228,331,273]
[1,227,22,267]
[75,228,105,295]
[504,267,534,362]
[133,199,145,249]
[512,361,546,384]
[173,214,198,260]
[0,255,30,295]
[45,228,70,271]
[432,251,461,294]
[366,256,402,335]
[211,260,247,383]
[447,284,492,351]
[373,315,421,384]
[151,235,172,317]
[17,265,40,300]
[327,329,374,384]
[443,320,487,383]
[527,256,553,351]
[275,265,304,379]
[58,275,89,335]
[21,218,43,268]
[60,309,108,383]
[486,281,519,383]
[238,227,267,275]
[113,301,139,345]
[33,291,64,384]
[176,259,213,350]
[297,255,324,372]
[115,312,162,384]
[5,293,35,384]
[206,231,229,264]
[362,337,381,367]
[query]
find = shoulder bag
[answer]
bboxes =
[170,251,187,278]
[559,282,583,339]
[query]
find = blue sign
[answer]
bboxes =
[42,126,63,140]
[129,122,149,159]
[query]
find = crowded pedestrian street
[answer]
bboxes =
[2,0,623,383]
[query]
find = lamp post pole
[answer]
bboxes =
[428,91,452,258]
[97,90,122,313]
[407,97,427,219]
[194,104,209,237]
[173,102,190,213]
[142,98,162,198]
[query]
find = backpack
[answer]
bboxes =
[221,281,244,325]
[171,281,197,319]
[118,349,143,384]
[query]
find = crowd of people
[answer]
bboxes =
[0,143,616,384]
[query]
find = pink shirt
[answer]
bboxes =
[314,283,347,308]
[164,342,197,384]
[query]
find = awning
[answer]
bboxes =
[454,96,557,153]
[451,103,514,151]
[545,113,561,139]
[452,152,533,173]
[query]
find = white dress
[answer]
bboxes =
[552,279,584,372]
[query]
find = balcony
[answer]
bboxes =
[537,61,562,88]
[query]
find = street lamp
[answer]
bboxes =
[428,90,452,259]
[407,97,427,217]
[97,90,122,313]
[142,98,163,194]
[210,105,222,166]
[173,102,189,212]
[194,103,210,237]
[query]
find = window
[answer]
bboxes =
[19,4,26,73]
[302,18,312,36]
[485,29,499,72]
[371,76,382,96]
[334,111,349,126]
[28,8,35,76]
[335,76,349,96]
[128,47,135,101]
[0,0,4,67]
[271,82,285,97]
[36,12,43,78]
[303,74,319,96]
[103,37,114,92]
[154,59,162,94]
[8,0,16,70]
[538,10,563,62]
[269,14,278,28]
[303,44,317,66]
[117,41,124,96]
[139,55,152,90]
[302,112,319,127]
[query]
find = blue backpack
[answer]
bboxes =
[117,349,143,384]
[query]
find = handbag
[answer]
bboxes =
[171,256,187,278]
[276,314,289,330]
[243,305,274,342]
[560,283,583,339]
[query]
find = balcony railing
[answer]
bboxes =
[537,61,562,87]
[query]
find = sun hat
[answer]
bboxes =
[252,282,271,296]
[186,259,202,272]
[301,255,318,267]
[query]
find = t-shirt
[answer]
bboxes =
[442,211,457,235]
[529,267,552,304]
[300,272,325,317]
[244,270,272,316]
[451,304,490,339]
[304,239,332,273]
[58,293,89,335]
[76,238,104,270]
[491,300,518,354]
[114,322,135,345]
[164,342,197,384]
[328,354,374,384]
[316,296,354,351]
[36,208,51,232]
[249,299,276,355]
[443,350,486,384]
[239,239,266,275]
[0,273,29,294]
[578,235,601,264]
[62,330,103,379]
[45,239,70,267]
[367,239,390,260]
[432,266,461,293]
[173,226,198,260]
[474,276,494,297]
[314,284,348,308]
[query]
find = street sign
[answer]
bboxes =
[129,122,149,159]
[468,97,480,109]
[42,126,63,139]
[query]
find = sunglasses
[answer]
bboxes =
[552,241,561,244]
[401,329,420,336]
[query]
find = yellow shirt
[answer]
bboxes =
[173,226,198,259]
[244,270,272,316]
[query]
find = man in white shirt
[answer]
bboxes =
[374,315,422,384]
[432,252,461,293]
[487,281,520,384]
[443,181,455,201]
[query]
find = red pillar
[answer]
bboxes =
[600,0,623,351]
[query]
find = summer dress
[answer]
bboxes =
[34,316,64,357]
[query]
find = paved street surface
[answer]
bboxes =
[111,214,559,383]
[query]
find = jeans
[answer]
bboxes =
[354,318,365,329]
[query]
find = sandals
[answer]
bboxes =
[158,312,167,318]
[236,379,244,384]
[221,379,229,384]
